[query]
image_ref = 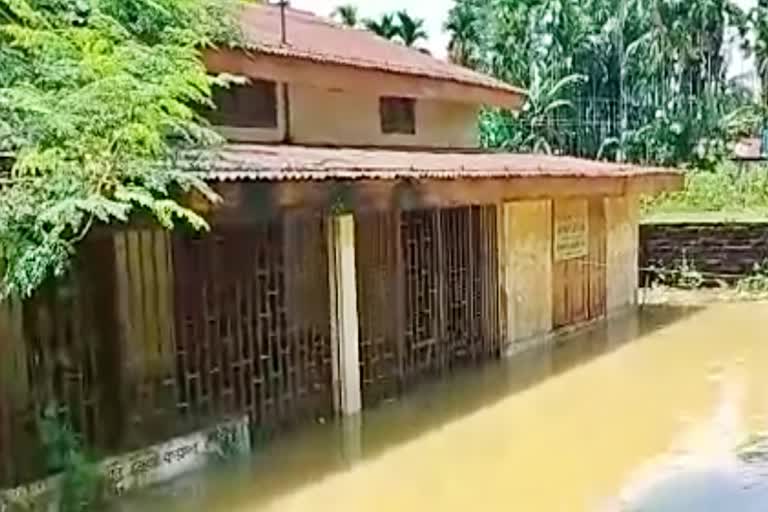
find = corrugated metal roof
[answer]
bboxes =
[733,137,764,161]
[238,4,525,100]
[192,144,680,182]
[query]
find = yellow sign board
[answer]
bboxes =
[555,205,588,261]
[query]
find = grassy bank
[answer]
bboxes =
[643,162,768,217]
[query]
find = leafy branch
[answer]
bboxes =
[0,0,239,297]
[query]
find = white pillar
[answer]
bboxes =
[606,195,640,314]
[327,214,362,416]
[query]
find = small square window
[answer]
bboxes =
[207,80,278,129]
[380,97,416,135]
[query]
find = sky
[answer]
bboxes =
[290,0,453,58]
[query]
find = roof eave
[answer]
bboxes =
[206,47,526,112]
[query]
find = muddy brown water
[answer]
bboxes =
[109,303,768,512]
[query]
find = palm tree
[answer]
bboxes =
[445,3,478,66]
[331,4,359,28]
[396,10,428,47]
[364,13,399,40]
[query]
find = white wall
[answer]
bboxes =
[216,82,480,149]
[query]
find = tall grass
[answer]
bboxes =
[644,162,768,216]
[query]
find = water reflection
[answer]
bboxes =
[109,304,768,512]
[621,387,768,512]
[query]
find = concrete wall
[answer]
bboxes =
[499,200,553,353]
[216,82,480,148]
[640,220,768,282]
[606,196,640,312]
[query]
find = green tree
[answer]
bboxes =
[447,0,757,166]
[0,0,238,297]
[445,1,480,66]
[364,13,398,40]
[395,10,427,47]
[482,72,586,153]
[331,4,359,27]
[754,0,768,107]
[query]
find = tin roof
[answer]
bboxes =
[194,144,679,182]
[237,4,525,101]
[733,137,765,161]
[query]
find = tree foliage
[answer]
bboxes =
[363,12,398,40]
[755,0,768,106]
[331,4,358,28]
[360,9,428,47]
[0,0,238,297]
[445,1,481,66]
[395,10,427,47]
[447,0,760,167]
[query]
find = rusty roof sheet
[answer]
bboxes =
[238,4,525,99]
[193,144,679,182]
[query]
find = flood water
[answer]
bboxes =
[110,303,768,512]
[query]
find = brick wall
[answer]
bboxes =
[639,222,768,283]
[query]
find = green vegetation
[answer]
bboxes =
[0,0,238,298]
[38,404,101,512]
[332,6,428,48]
[331,4,359,28]
[644,163,768,215]
[737,261,768,293]
[394,11,428,47]
[446,0,762,168]
[648,252,705,290]
[363,13,399,40]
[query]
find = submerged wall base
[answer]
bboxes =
[0,417,250,511]
[503,305,639,358]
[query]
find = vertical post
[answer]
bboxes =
[327,214,362,416]
[605,195,640,315]
[278,0,292,143]
[497,203,510,353]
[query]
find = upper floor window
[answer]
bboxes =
[208,80,278,129]
[380,97,416,135]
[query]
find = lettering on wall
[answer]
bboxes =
[555,204,588,261]
[0,417,250,508]
[101,418,248,496]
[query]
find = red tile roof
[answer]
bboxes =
[237,4,525,100]
[195,144,680,182]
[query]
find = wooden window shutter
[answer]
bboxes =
[380,97,416,135]
[208,80,278,129]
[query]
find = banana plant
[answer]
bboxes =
[482,70,587,153]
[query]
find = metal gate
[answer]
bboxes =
[356,206,500,406]
[0,216,333,488]
[172,215,333,432]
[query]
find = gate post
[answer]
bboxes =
[327,214,362,416]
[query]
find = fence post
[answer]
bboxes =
[327,214,362,416]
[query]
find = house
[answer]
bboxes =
[733,136,768,170]
[0,3,681,499]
